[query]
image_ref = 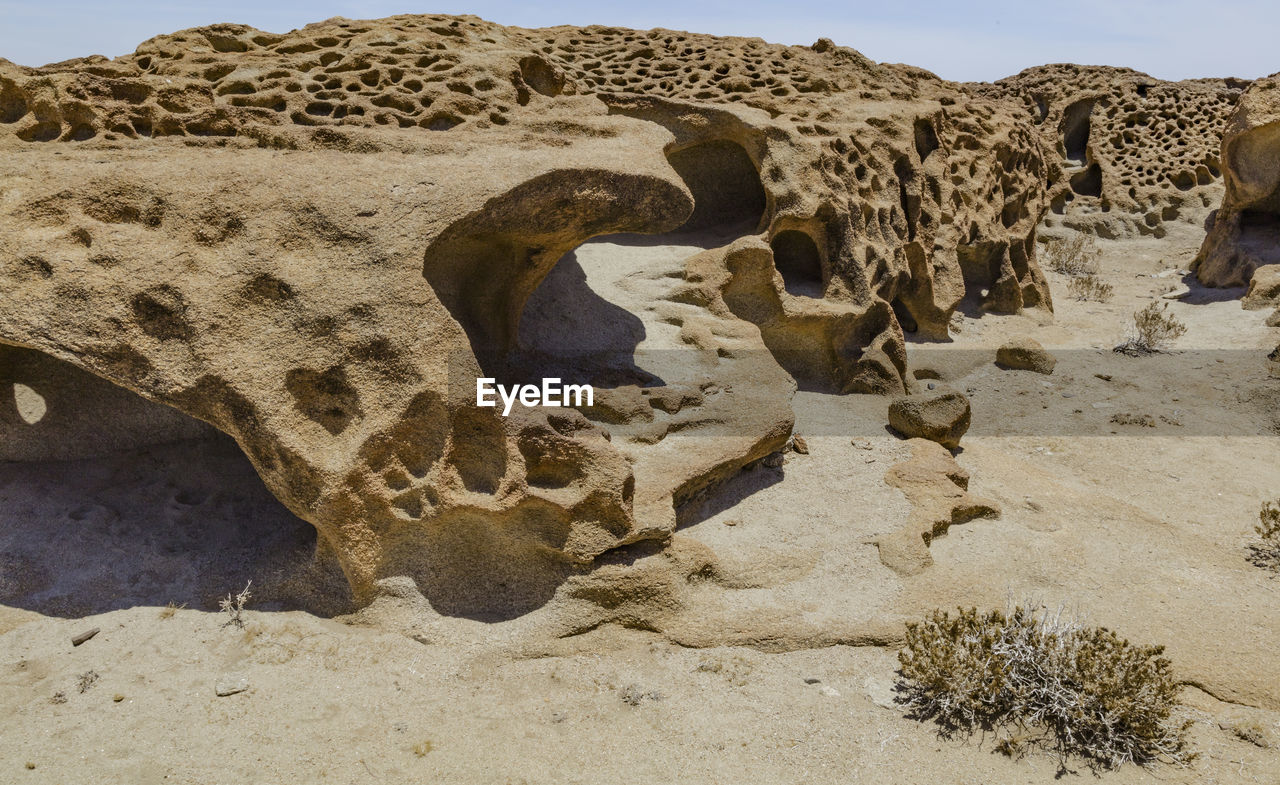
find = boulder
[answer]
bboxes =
[995,337,1057,374]
[887,391,972,449]
[1243,265,1280,310]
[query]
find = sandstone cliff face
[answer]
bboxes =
[1194,74,1280,287]
[0,15,1056,611]
[977,64,1242,241]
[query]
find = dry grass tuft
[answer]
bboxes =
[1043,234,1101,277]
[895,604,1194,772]
[219,581,252,629]
[1067,274,1114,302]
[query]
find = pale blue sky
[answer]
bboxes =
[1,1,1276,82]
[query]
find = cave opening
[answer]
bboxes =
[913,118,939,162]
[664,138,766,234]
[769,230,824,297]
[1241,209,1280,229]
[1069,163,1103,197]
[0,344,349,617]
[1061,99,1094,165]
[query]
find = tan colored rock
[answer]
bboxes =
[1195,74,1280,287]
[0,15,1056,610]
[875,438,1000,574]
[887,391,971,449]
[1243,265,1280,310]
[979,65,1240,240]
[995,337,1056,374]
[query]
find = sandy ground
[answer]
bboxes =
[2,219,1280,783]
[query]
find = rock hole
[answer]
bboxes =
[0,80,29,124]
[17,121,60,143]
[1061,98,1094,165]
[518,56,566,98]
[130,285,194,341]
[769,230,824,297]
[1069,163,1102,197]
[285,366,362,435]
[665,139,765,232]
[913,117,939,162]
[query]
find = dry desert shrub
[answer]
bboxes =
[1067,274,1114,302]
[412,739,434,757]
[1249,500,1280,571]
[1114,302,1187,355]
[895,604,1194,772]
[76,670,99,694]
[1110,412,1155,427]
[1043,234,1101,277]
[1230,720,1272,748]
[219,581,252,629]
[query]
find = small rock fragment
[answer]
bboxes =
[215,675,249,697]
[790,435,809,454]
[71,628,99,647]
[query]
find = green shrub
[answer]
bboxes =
[896,604,1194,771]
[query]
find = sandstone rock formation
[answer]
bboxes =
[1243,265,1280,310]
[0,15,1058,612]
[887,391,971,449]
[875,438,1000,574]
[978,65,1242,240]
[1194,74,1280,287]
